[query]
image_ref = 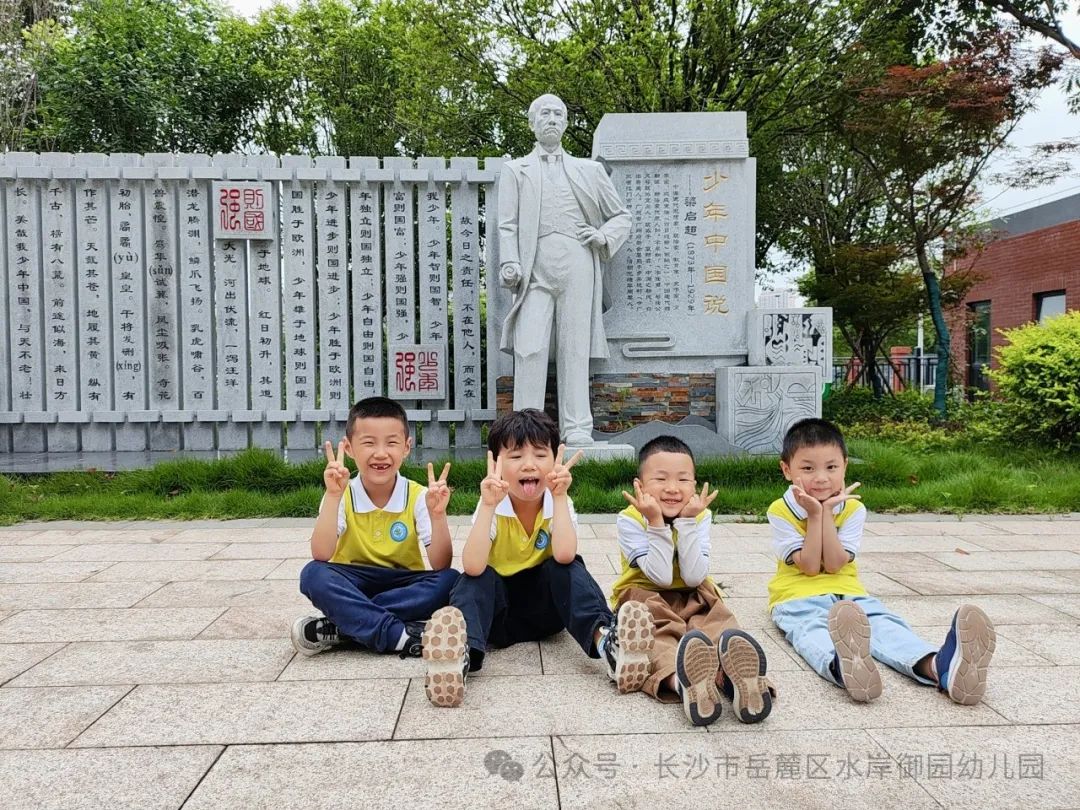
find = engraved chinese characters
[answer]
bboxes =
[591,113,754,373]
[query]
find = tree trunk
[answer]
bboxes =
[858,333,884,398]
[916,244,949,418]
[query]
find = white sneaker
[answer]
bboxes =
[290,615,340,656]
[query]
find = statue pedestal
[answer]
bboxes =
[566,441,635,461]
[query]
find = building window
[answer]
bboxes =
[967,300,991,394]
[1035,290,1066,323]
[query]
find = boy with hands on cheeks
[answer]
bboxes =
[615,436,776,727]
[291,397,457,660]
[769,419,996,705]
[423,409,655,708]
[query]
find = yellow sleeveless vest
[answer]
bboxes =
[766,497,866,611]
[609,505,718,606]
[330,479,425,571]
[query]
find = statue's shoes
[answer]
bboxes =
[563,431,594,446]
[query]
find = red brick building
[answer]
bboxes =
[951,193,1080,391]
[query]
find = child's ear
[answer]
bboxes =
[403,436,413,458]
[779,460,792,481]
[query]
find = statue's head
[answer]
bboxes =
[528,94,567,149]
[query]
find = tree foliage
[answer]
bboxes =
[835,31,1062,414]
[0,0,68,150]
[30,0,262,152]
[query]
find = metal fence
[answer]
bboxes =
[832,354,938,392]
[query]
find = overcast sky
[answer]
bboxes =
[224,0,1078,219]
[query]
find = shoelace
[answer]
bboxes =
[600,625,618,661]
[315,620,339,644]
[398,631,423,659]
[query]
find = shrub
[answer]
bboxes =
[843,420,967,452]
[824,386,941,425]
[989,311,1080,452]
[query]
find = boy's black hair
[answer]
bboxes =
[781,418,847,462]
[487,408,560,456]
[637,435,695,475]
[346,396,410,438]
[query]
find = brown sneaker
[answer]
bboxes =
[718,629,775,724]
[675,630,723,726]
[422,606,469,708]
[600,600,655,693]
[828,600,882,703]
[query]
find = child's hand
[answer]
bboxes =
[480,451,510,507]
[823,482,862,511]
[680,482,718,518]
[622,480,663,526]
[547,444,584,497]
[425,462,452,516]
[791,479,823,516]
[322,440,350,498]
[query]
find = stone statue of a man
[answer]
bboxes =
[497,94,632,445]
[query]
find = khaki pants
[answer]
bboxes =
[617,582,740,703]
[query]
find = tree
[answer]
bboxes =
[918,0,1080,110]
[410,0,915,266]
[836,32,1062,415]
[243,0,400,156]
[801,243,978,395]
[29,0,263,153]
[0,0,68,150]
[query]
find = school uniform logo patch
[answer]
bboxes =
[534,529,550,550]
[390,521,409,542]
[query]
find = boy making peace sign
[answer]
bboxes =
[422,409,655,708]
[291,397,458,659]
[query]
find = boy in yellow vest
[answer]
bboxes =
[422,409,655,708]
[616,436,776,726]
[769,418,996,704]
[291,397,457,658]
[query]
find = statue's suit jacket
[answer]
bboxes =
[497,148,632,360]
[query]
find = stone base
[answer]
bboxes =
[592,419,743,456]
[564,441,636,461]
[497,372,717,433]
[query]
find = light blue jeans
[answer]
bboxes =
[771,594,938,687]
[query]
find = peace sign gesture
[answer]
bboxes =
[823,481,862,511]
[547,444,584,497]
[322,439,351,498]
[680,482,718,518]
[480,451,510,507]
[621,479,662,526]
[425,462,452,516]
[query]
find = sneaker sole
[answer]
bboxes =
[422,607,467,708]
[828,601,882,703]
[614,601,654,694]
[718,630,773,724]
[290,615,325,657]
[945,604,996,705]
[676,630,722,726]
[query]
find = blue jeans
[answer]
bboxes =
[771,594,938,687]
[300,561,458,653]
[451,556,613,661]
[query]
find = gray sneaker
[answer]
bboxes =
[291,615,341,656]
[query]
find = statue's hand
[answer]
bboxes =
[499,262,522,289]
[577,225,606,249]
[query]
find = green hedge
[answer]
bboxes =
[990,311,1080,452]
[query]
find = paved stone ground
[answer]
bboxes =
[0,515,1077,809]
